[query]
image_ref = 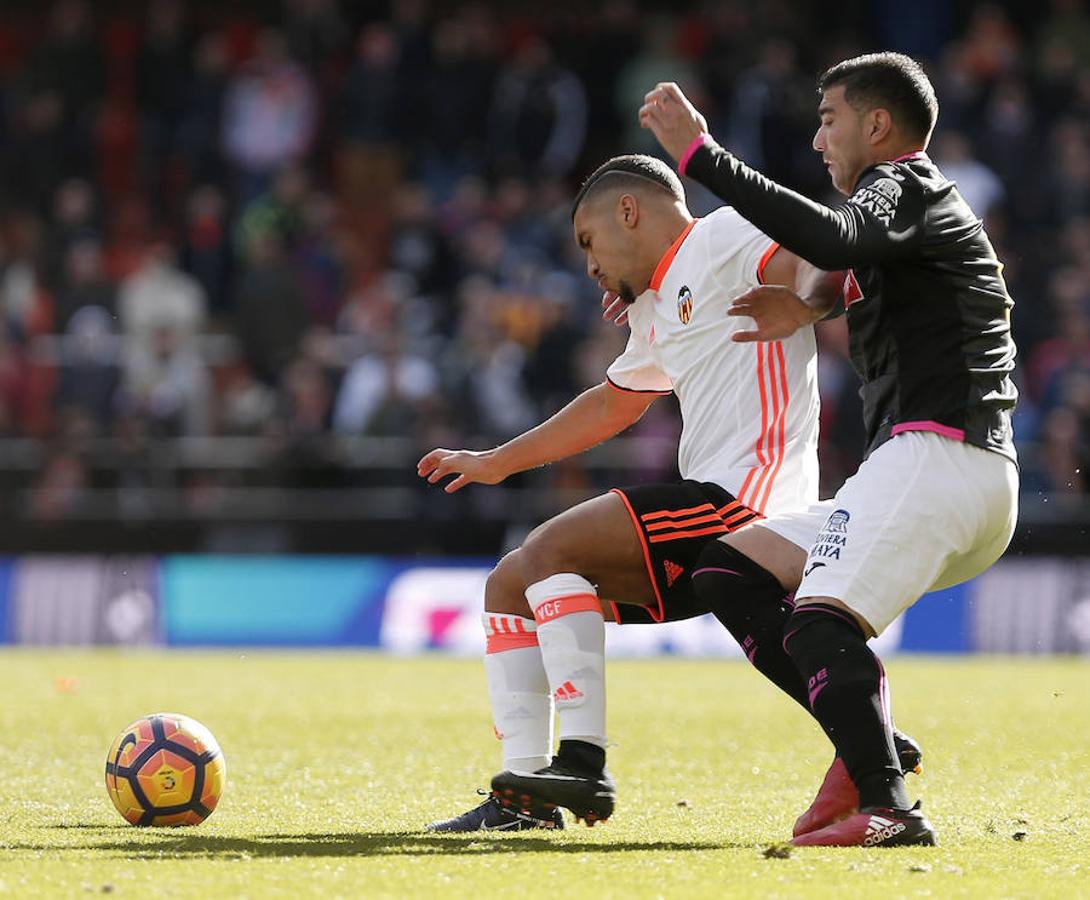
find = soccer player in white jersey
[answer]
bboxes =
[418,155,919,831]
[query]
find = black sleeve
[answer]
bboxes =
[685,140,926,270]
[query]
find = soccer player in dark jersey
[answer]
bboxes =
[640,52,1018,847]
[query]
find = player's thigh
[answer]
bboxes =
[518,491,656,608]
[795,435,974,634]
[927,444,1019,592]
[725,503,832,590]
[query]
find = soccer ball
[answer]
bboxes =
[104,713,227,826]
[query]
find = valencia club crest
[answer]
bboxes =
[677,285,693,324]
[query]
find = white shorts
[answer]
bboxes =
[761,431,1019,634]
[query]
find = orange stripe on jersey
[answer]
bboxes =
[738,343,770,506]
[740,341,790,513]
[649,219,698,292]
[648,523,729,543]
[532,593,601,625]
[644,511,726,532]
[748,341,782,511]
[756,242,781,284]
[640,502,716,523]
[756,342,790,512]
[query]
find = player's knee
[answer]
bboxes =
[690,540,783,613]
[484,550,532,617]
[517,519,582,586]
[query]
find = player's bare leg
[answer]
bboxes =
[428,493,651,831]
[484,492,658,825]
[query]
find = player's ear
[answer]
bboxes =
[618,193,639,230]
[867,108,893,145]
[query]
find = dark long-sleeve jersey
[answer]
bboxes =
[685,139,1018,463]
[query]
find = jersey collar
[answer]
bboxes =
[649,219,698,293]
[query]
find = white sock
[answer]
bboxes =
[482,613,552,773]
[526,573,606,750]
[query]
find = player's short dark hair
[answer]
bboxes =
[818,52,938,142]
[571,154,685,220]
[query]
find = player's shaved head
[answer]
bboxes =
[571,154,686,220]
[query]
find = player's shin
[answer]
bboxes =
[784,604,910,811]
[691,541,810,710]
[526,574,607,774]
[482,613,553,773]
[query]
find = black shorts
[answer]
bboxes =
[609,480,761,625]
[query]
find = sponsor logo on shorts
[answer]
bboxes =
[663,559,685,587]
[811,509,850,561]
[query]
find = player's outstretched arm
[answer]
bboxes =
[417,382,657,493]
[729,249,845,343]
[640,83,925,270]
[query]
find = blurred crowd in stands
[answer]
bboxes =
[0,0,1088,517]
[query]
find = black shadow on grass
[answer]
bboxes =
[11,832,751,858]
[46,824,133,830]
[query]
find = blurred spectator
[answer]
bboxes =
[55,239,114,330]
[234,232,308,385]
[282,0,350,72]
[488,38,587,179]
[222,29,317,201]
[120,324,210,436]
[615,19,698,152]
[932,131,1005,218]
[136,0,195,195]
[333,334,438,437]
[118,242,208,346]
[180,186,233,314]
[417,13,498,197]
[0,0,1085,515]
[235,166,308,261]
[24,0,106,178]
[54,305,119,434]
[177,33,230,185]
[0,212,54,341]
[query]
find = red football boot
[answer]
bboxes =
[792,756,857,837]
[791,802,937,847]
[794,732,924,837]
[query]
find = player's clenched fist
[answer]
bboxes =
[639,82,708,162]
[417,448,507,493]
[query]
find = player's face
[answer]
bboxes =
[813,86,870,196]
[573,201,641,303]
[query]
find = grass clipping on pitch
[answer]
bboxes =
[0,652,1085,897]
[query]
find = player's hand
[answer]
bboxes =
[601,290,629,326]
[416,448,506,493]
[639,82,709,162]
[728,285,815,342]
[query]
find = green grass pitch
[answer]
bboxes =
[0,651,1086,898]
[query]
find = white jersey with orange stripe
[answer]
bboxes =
[605,206,820,516]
